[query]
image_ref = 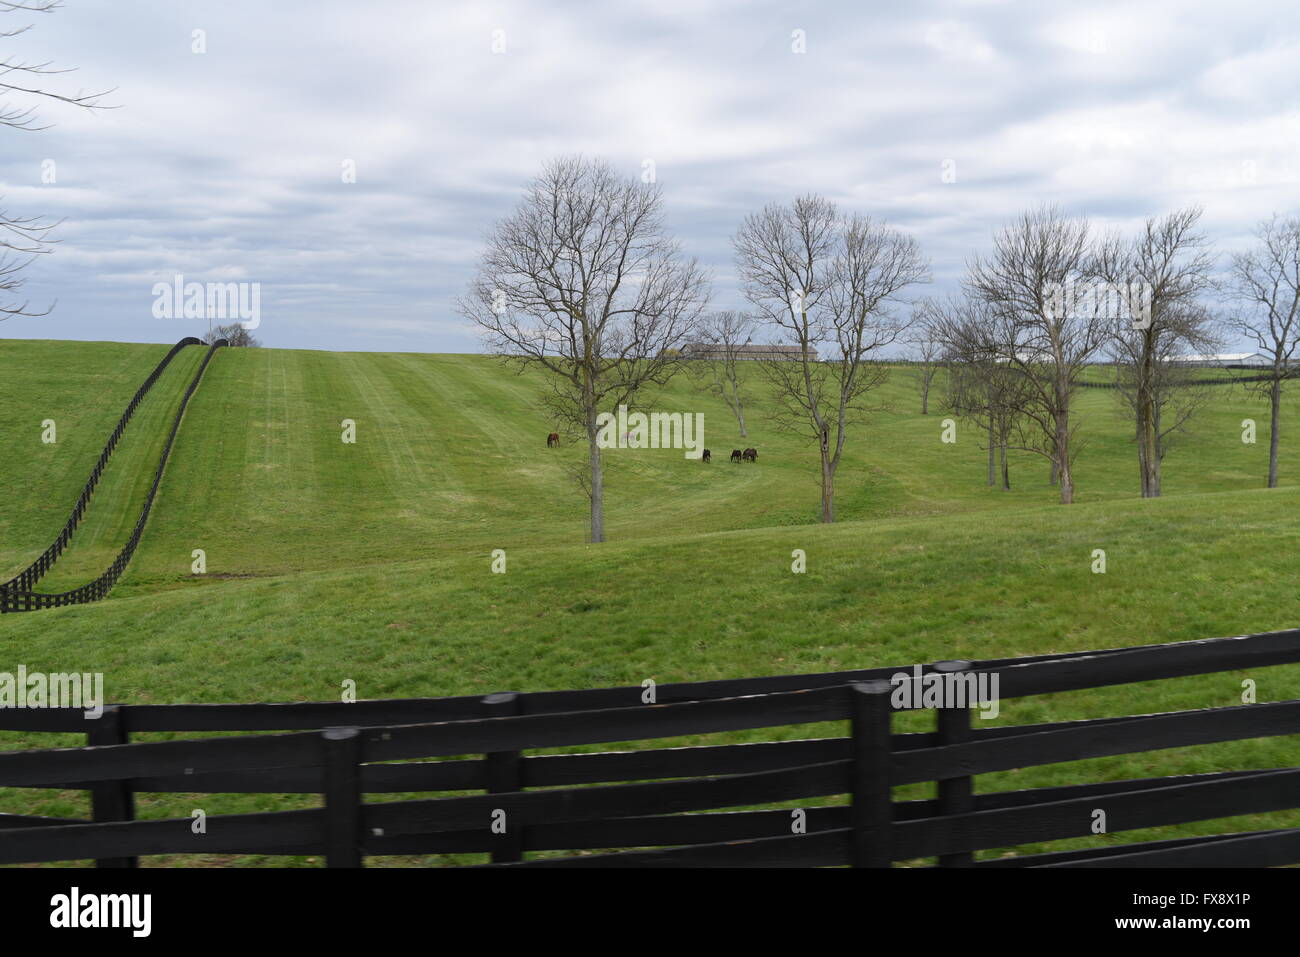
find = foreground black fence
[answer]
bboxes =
[0,628,1298,867]
[0,339,225,613]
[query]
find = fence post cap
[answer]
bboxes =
[321,726,361,740]
[850,679,894,695]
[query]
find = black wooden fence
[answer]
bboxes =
[1,628,1298,867]
[1075,367,1297,389]
[0,338,225,613]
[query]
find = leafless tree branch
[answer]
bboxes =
[735,195,928,522]
[458,155,711,542]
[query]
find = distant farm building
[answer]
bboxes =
[681,342,818,361]
[990,347,1055,365]
[1173,353,1270,368]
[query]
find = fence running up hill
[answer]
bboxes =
[0,338,225,613]
[1,628,1298,867]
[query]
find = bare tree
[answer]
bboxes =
[685,310,755,437]
[964,206,1110,504]
[1109,312,1216,494]
[204,323,260,347]
[1229,214,1300,488]
[734,195,928,522]
[0,205,53,319]
[460,156,710,543]
[1,1,111,320]
[908,302,945,414]
[1095,207,1218,497]
[929,295,1031,490]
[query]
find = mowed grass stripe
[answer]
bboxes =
[18,344,144,520]
[0,341,173,573]
[33,345,207,593]
[102,350,1300,583]
[6,342,1298,589]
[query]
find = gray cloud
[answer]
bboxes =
[1,0,1297,351]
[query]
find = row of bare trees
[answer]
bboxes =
[465,156,1300,542]
[463,160,928,541]
[920,206,1300,503]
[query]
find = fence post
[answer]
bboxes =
[850,680,894,867]
[482,692,524,863]
[933,659,975,867]
[322,727,363,867]
[87,704,136,868]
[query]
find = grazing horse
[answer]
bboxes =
[702,448,711,463]
[730,449,743,463]
[546,432,560,448]
[742,448,758,462]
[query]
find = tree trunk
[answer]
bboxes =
[819,432,835,523]
[1000,442,1010,491]
[1055,414,1074,504]
[1136,429,1149,497]
[921,375,930,415]
[1137,378,1159,498]
[723,370,749,438]
[1053,370,1075,504]
[1151,402,1162,497]
[820,460,835,522]
[587,420,605,543]
[987,421,995,487]
[1269,378,1281,488]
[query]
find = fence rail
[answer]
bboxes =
[0,338,225,613]
[1075,367,1299,389]
[1,337,201,594]
[0,627,1298,867]
[1,628,1292,733]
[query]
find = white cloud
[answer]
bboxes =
[924,20,998,62]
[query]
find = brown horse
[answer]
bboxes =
[730,449,743,463]
[742,448,757,462]
[702,448,711,462]
[546,432,560,447]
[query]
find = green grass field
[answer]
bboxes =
[1,337,1297,866]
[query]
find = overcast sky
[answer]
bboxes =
[1,0,1297,353]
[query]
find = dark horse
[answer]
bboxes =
[742,448,757,462]
[730,449,743,463]
[702,449,711,463]
[546,432,560,447]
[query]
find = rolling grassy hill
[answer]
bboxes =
[2,335,1295,700]
[2,339,1290,589]
[1,337,1298,865]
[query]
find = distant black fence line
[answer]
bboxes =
[889,358,1290,389]
[0,627,1297,867]
[1075,368,1296,389]
[0,337,201,594]
[0,338,226,613]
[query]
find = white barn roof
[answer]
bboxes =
[1175,353,1269,365]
